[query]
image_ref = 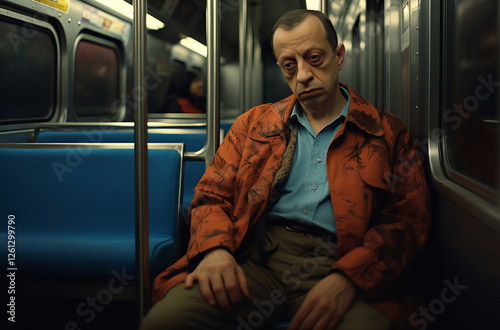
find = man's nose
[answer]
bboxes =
[296,62,314,84]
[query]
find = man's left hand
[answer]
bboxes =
[288,272,358,330]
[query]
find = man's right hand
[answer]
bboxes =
[184,248,250,314]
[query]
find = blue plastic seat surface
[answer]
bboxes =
[0,147,181,281]
[36,130,206,212]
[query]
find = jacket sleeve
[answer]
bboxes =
[331,126,431,297]
[184,116,248,271]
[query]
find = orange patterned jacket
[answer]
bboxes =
[152,83,431,328]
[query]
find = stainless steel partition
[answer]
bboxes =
[240,0,248,114]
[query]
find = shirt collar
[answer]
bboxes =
[290,86,350,127]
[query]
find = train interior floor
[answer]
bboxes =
[13,294,138,329]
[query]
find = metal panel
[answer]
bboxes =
[409,0,420,135]
[400,0,410,127]
[336,0,362,91]
[384,0,402,118]
[335,0,384,108]
[239,0,247,113]
[365,0,385,109]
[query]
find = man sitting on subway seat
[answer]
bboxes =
[142,9,430,330]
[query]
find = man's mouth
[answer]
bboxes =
[299,88,323,100]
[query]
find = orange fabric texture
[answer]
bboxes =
[152,83,431,328]
[176,97,203,113]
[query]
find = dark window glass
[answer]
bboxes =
[443,0,499,197]
[74,40,119,118]
[0,18,56,123]
[149,0,165,10]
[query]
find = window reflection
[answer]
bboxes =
[0,19,56,123]
[74,40,119,119]
[443,0,499,196]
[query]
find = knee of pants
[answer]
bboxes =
[336,300,392,330]
[139,315,163,330]
[140,283,232,330]
[140,301,191,330]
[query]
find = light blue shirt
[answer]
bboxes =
[268,86,350,234]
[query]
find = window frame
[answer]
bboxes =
[0,11,60,125]
[72,33,125,122]
[440,0,499,204]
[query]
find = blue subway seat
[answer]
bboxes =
[36,130,205,214]
[220,121,233,136]
[0,145,183,282]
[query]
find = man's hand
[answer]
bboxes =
[288,272,358,330]
[184,248,250,314]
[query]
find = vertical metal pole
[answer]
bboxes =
[205,0,220,167]
[239,0,247,114]
[320,0,328,15]
[133,0,150,321]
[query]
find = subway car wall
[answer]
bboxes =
[0,0,499,330]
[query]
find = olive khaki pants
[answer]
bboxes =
[141,226,391,330]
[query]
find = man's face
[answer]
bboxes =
[273,15,345,112]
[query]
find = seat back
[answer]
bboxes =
[0,143,183,280]
[35,129,211,212]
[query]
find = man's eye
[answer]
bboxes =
[309,54,321,62]
[283,62,295,70]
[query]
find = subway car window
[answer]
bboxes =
[74,39,119,119]
[0,18,56,123]
[443,0,499,199]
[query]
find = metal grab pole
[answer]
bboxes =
[320,0,328,15]
[133,0,150,321]
[239,0,247,114]
[205,0,220,167]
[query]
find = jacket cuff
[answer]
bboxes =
[330,247,380,294]
[186,245,233,271]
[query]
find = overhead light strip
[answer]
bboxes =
[306,0,321,10]
[95,0,165,30]
[179,37,208,57]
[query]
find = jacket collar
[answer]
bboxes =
[248,95,296,140]
[249,83,384,141]
[341,83,384,137]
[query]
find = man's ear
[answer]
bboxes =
[336,43,346,70]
